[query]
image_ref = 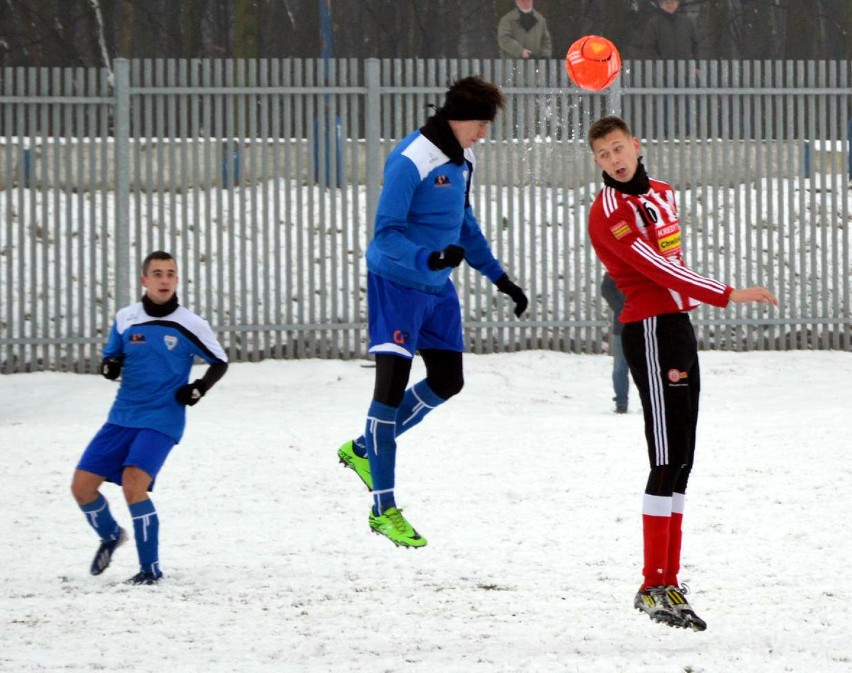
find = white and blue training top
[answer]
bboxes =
[102,302,227,442]
[366,129,505,294]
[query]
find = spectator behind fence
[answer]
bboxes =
[641,0,698,60]
[601,272,629,414]
[641,0,698,135]
[498,0,552,60]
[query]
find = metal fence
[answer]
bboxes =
[1,58,850,374]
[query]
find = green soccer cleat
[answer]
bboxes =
[369,507,427,548]
[338,440,373,491]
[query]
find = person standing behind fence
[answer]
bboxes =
[641,0,698,136]
[337,76,528,549]
[497,0,553,136]
[70,250,228,585]
[498,0,553,60]
[601,271,629,414]
[641,0,698,60]
[586,115,777,631]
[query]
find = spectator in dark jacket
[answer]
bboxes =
[641,0,698,60]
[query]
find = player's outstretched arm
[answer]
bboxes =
[729,286,778,306]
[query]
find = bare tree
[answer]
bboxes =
[2,0,848,66]
[87,0,112,75]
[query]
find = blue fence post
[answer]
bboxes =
[312,0,343,188]
[312,116,343,188]
[22,147,32,187]
[848,118,852,179]
[803,140,811,178]
[222,141,240,187]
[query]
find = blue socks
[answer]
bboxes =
[396,380,445,435]
[365,400,397,514]
[80,494,121,541]
[80,494,161,576]
[353,380,445,459]
[129,499,160,576]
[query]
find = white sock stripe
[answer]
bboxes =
[400,405,421,427]
[84,500,108,526]
[372,489,394,512]
[366,416,396,455]
[400,388,436,427]
[672,492,686,514]
[412,387,437,409]
[131,511,157,543]
[643,493,673,517]
[366,415,395,426]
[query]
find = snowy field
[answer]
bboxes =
[1,349,851,673]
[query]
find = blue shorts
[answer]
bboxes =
[367,273,464,358]
[76,424,176,490]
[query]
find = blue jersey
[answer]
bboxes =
[366,130,505,294]
[102,302,227,442]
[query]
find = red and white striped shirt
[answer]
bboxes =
[588,177,733,323]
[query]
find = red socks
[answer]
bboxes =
[642,513,670,589]
[641,493,686,589]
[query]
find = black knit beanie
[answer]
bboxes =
[441,92,498,122]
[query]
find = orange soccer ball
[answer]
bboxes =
[565,35,622,92]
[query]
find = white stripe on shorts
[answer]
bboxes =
[368,342,413,358]
[643,316,669,466]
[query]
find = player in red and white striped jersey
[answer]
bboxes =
[587,115,777,631]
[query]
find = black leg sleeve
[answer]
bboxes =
[419,349,464,400]
[372,354,413,407]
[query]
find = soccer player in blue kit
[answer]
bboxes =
[338,76,528,548]
[71,251,228,584]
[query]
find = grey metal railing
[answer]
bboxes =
[1,58,850,373]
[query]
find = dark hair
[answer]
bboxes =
[587,115,632,148]
[142,250,176,275]
[442,75,505,121]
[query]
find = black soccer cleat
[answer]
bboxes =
[634,586,687,628]
[663,584,707,632]
[90,527,128,576]
[125,570,163,586]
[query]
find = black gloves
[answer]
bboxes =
[496,273,529,317]
[427,245,465,270]
[175,379,208,407]
[101,357,123,380]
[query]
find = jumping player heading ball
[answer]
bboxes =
[587,115,777,630]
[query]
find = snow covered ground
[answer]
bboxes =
[1,349,850,672]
